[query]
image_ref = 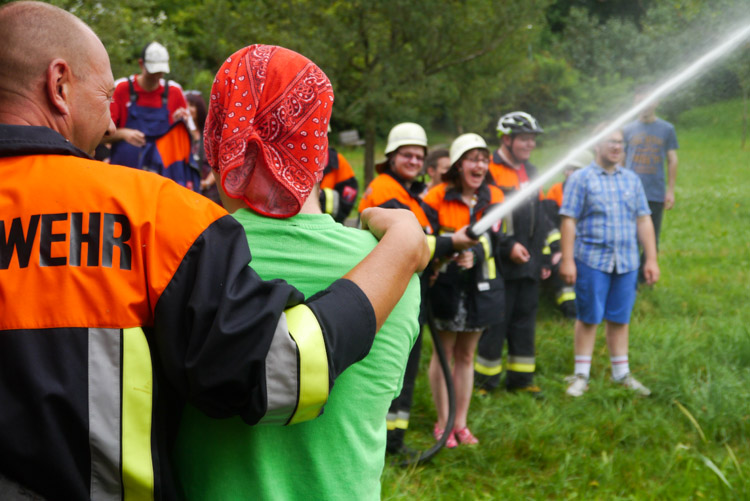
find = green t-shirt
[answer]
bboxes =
[175,210,420,501]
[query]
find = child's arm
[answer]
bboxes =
[636,214,660,285]
[559,215,577,285]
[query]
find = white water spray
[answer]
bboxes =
[469,22,750,238]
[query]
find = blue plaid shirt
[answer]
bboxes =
[559,162,651,274]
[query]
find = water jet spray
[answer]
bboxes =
[468,22,750,239]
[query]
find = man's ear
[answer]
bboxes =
[46,58,72,116]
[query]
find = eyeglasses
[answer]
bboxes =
[464,156,489,165]
[397,152,425,162]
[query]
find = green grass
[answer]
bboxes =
[376,98,750,500]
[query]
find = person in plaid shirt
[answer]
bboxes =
[559,127,659,397]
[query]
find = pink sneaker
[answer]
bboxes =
[454,427,479,445]
[433,422,457,448]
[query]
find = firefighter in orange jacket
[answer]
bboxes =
[475,111,552,396]
[541,150,593,319]
[359,122,477,455]
[320,147,359,223]
[424,133,505,447]
[0,5,428,499]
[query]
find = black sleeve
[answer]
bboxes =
[153,215,376,424]
[306,278,376,381]
[498,233,516,258]
[153,215,302,421]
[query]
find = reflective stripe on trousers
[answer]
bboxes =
[508,355,535,373]
[386,410,410,430]
[474,355,502,376]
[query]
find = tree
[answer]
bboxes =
[43,0,187,81]
[230,0,550,184]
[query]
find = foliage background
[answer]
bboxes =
[11,0,748,181]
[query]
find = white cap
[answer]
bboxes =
[449,133,488,166]
[143,42,170,74]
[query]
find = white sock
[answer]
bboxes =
[574,355,592,379]
[610,355,629,380]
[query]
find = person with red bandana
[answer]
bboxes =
[474,111,552,397]
[175,46,421,500]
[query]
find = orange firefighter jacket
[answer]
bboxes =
[0,124,376,500]
[359,170,455,261]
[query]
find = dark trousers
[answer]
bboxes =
[640,201,664,282]
[385,327,423,452]
[542,262,576,319]
[475,278,539,390]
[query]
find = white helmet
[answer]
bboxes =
[384,122,428,156]
[449,133,489,166]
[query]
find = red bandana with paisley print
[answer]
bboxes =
[205,44,334,217]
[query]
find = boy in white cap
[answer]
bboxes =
[105,41,199,183]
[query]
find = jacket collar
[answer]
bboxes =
[384,169,426,198]
[0,124,91,159]
[443,182,493,214]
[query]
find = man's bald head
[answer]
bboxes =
[0,2,116,153]
[0,1,105,105]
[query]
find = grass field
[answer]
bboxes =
[343,98,750,499]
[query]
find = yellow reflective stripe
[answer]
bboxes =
[474,360,503,376]
[426,234,436,260]
[547,230,561,245]
[557,291,576,304]
[323,187,335,215]
[393,418,409,430]
[122,327,154,501]
[285,305,329,425]
[479,235,496,280]
[542,245,551,255]
[508,362,535,373]
[385,418,409,430]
